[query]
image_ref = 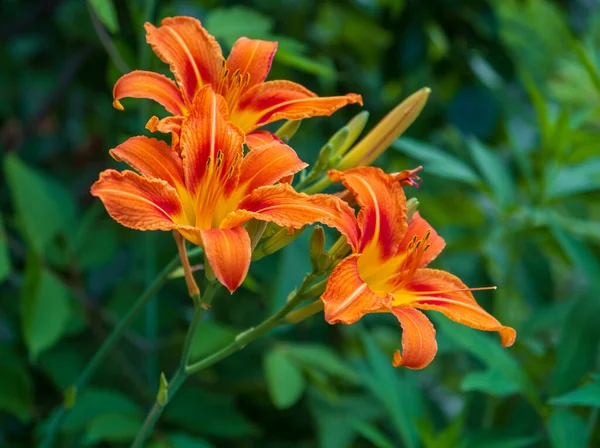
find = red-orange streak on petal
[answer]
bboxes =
[329,167,407,258]
[145,16,224,103]
[398,212,445,266]
[91,169,185,230]
[245,130,283,150]
[109,136,184,188]
[239,135,307,194]
[226,37,278,89]
[390,307,437,369]
[200,226,251,293]
[399,268,516,347]
[112,70,186,115]
[231,80,363,133]
[321,254,389,324]
[180,86,245,198]
[220,183,360,250]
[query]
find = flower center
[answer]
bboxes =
[216,62,251,112]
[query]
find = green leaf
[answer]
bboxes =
[461,369,520,397]
[547,409,589,448]
[0,213,10,282]
[190,321,237,360]
[432,315,541,412]
[21,256,72,359]
[4,155,64,254]
[0,347,34,422]
[83,413,142,445]
[62,388,142,431]
[393,138,481,186]
[550,374,600,407]
[466,137,515,206]
[205,7,274,47]
[154,433,214,448]
[286,343,360,384]
[88,0,119,34]
[350,419,396,448]
[545,157,600,199]
[264,347,306,409]
[466,434,544,448]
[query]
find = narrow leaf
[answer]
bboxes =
[264,347,306,409]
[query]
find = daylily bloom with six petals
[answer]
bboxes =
[113,16,362,138]
[92,87,358,292]
[320,166,516,369]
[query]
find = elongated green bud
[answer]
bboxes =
[406,198,419,222]
[252,227,304,260]
[336,110,370,156]
[309,226,325,271]
[157,372,169,406]
[275,120,302,142]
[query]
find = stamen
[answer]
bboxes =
[216,149,224,168]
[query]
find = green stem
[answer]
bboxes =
[132,283,218,447]
[301,175,332,194]
[39,249,203,448]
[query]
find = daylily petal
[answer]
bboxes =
[239,133,307,194]
[390,307,437,369]
[146,115,183,135]
[145,16,223,103]
[180,86,245,197]
[398,212,445,267]
[91,169,186,230]
[220,183,360,249]
[200,227,251,293]
[245,130,283,150]
[321,254,390,324]
[112,70,186,115]
[226,37,277,88]
[395,268,516,347]
[109,136,184,188]
[231,80,362,133]
[329,167,407,258]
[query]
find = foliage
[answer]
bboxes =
[1,0,599,446]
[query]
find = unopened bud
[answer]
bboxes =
[316,252,332,273]
[157,372,169,406]
[327,126,350,155]
[328,236,352,261]
[246,219,268,251]
[252,227,304,260]
[315,143,334,171]
[309,226,326,271]
[406,198,419,222]
[338,87,430,170]
[336,110,370,156]
[275,120,302,142]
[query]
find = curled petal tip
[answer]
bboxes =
[500,326,517,347]
[113,99,124,111]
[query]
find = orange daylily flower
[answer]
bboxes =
[320,167,516,369]
[92,87,359,292]
[112,16,362,136]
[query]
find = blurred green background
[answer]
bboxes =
[2,0,600,446]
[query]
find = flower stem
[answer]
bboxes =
[39,248,203,448]
[132,282,218,447]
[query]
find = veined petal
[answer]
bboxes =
[180,86,245,198]
[321,254,389,324]
[200,227,251,292]
[91,170,186,230]
[112,70,186,114]
[220,183,360,250]
[146,115,183,135]
[239,132,307,193]
[395,269,516,347]
[109,136,184,188]
[398,212,445,267]
[245,130,283,150]
[231,80,362,133]
[226,37,277,88]
[390,307,437,369]
[145,16,223,103]
[329,167,407,258]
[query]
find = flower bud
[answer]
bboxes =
[157,372,169,406]
[406,198,419,222]
[252,227,303,260]
[335,110,370,157]
[275,119,302,142]
[338,87,430,171]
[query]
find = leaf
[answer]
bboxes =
[155,433,214,448]
[83,413,142,445]
[393,138,481,186]
[545,157,600,199]
[0,346,34,422]
[190,321,237,360]
[264,347,306,409]
[21,256,72,359]
[285,343,360,384]
[0,213,10,283]
[88,0,119,34]
[461,369,520,397]
[550,374,600,407]
[466,137,515,207]
[4,155,65,254]
[62,388,142,431]
[466,434,544,448]
[350,419,396,448]
[432,315,542,412]
[205,7,274,47]
[547,409,589,448]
